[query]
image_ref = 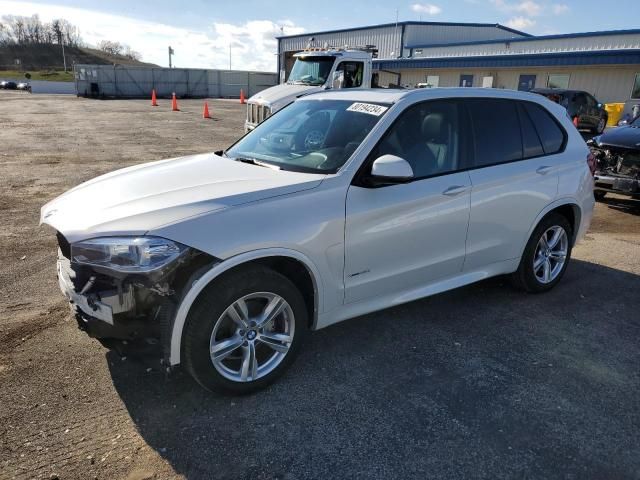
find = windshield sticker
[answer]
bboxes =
[346,103,388,116]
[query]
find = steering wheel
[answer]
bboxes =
[303,130,326,150]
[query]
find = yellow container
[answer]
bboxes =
[604,103,625,127]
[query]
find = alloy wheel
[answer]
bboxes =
[209,292,295,382]
[533,226,568,284]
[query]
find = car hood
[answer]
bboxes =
[248,83,323,109]
[41,153,324,243]
[596,125,640,149]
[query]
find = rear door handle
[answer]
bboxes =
[442,185,468,196]
[536,166,554,175]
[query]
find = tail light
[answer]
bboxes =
[587,152,597,176]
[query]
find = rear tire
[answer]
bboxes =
[511,213,573,293]
[183,265,308,394]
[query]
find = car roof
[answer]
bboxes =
[302,87,562,105]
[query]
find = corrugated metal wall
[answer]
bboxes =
[404,24,525,49]
[411,32,640,58]
[383,66,639,103]
[279,25,402,59]
[74,65,277,98]
[279,24,527,62]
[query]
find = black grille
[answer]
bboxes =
[56,231,71,260]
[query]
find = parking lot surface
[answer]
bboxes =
[1,91,639,480]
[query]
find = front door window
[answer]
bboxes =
[336,62,364,88]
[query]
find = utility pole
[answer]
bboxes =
[61,40,67,72]
[229,44,232,70]
[168,46,174,68]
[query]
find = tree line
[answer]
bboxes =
[0,14,142,61]
[0,14,81,46]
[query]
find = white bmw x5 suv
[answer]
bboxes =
[41,88,595,393]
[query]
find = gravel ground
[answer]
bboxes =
[0,91,639,480]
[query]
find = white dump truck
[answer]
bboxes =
[245,45,378,132]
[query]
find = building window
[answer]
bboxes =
[518,74,536,91]
[548,74,570,89]
[426,75,439,87]
[632,73,640,99]
[459,74,473,87]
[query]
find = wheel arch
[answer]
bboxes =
[169,248,323,366]
[521,199,582,258]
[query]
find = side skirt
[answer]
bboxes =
[316,257,519,330]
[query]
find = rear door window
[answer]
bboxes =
[522,103,565,154]
[517,103,545,158]
[467,99,522,168]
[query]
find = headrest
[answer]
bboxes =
[422,113,444,141]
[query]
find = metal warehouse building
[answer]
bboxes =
[278,22,640,107]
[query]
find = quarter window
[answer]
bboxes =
[370,100,461,178]
[522,103,565,155]
[467,99,522,167]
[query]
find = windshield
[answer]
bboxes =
[225,99,390,173]
[632,115,640,127]
[287,56,335,86]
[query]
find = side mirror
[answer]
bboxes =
[332,70,344,89]
[369,155,414,184]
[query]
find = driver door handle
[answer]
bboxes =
[442,185,469,196]
[536,166,554,175]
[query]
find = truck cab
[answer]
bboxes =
[245,46,376,132]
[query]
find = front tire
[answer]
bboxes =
[183,265,308,394]
[511,213,573,293]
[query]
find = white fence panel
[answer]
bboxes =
[74,65,277,98]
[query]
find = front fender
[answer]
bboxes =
[168,247,323,366]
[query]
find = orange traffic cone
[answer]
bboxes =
[203,101,211,119]
[240,89,245,104]
[171,92,179,111]
[573,116,579,127]
[151,89,158,106]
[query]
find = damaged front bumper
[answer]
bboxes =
[54,233,216,359]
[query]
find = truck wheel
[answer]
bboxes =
[183,265,308,394]
[511,213,572,293]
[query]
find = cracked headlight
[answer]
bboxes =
[71,236,188,273]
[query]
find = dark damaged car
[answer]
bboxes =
[589,115,640,200]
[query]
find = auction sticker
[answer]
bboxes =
[346,103,388,116]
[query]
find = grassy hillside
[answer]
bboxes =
[0,44,156,81]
